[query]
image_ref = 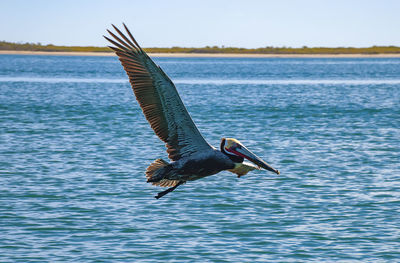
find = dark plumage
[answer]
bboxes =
[105,24,280,199]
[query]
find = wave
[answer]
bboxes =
[1,76,400,85]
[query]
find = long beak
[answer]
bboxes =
[232,146,280,175]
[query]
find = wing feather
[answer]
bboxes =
[105,24,212,161]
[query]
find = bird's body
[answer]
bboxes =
[105,24,280,199]
[148,150,233,183]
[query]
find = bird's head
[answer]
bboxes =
[220,138,280,175]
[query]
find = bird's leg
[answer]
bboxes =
[155,181,183,199]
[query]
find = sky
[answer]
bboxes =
[1,0,399,48]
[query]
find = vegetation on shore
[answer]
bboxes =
[1,41,400,54]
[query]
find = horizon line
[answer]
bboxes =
[1,40,400,50]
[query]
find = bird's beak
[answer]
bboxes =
[230,145,280,175]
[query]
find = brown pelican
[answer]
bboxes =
[104,24,280,199]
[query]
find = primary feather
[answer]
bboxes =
[104,24,212,161]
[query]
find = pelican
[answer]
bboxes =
[104,24,280,199]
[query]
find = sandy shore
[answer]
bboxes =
[1,50,400,58]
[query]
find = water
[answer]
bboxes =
[0,55,399,262]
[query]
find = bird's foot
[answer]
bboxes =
[154,181,183,199]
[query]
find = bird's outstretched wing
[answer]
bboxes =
[104,24,213,161]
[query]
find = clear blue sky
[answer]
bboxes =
[1,0,399,48]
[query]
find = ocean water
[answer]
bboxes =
[0,54,399,262]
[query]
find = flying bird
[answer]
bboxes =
[104,24,280,199]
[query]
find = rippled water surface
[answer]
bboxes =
[1,55,399,262]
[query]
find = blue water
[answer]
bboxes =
[0,55,399,262]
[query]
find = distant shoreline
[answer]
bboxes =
[1,50,400,58]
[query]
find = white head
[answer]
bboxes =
[220,138,280,174]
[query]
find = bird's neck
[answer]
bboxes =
[220,140,244,163]
[226,154,244,163]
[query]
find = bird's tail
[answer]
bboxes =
[145,159,180,187]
